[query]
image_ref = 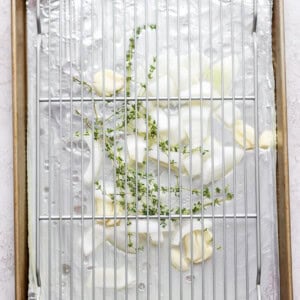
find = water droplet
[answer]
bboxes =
[55,160,61,168]
[84,256,89,265]
[141,262,150,271]
[138,282,145,292]
[185,274,195,283]
[44,160,50,171]
[40,128,46,136]
[62,264,71,274]
[72,175,81,184]
[74,205,87,215]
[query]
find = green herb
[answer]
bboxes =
[72,23,234,252]
[126,24,157,97]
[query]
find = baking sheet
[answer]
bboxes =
[26,0,279,299]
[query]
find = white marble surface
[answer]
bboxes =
[0,0,299,298]
[284,0,300,298]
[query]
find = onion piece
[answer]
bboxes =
[86,265,136,289]
[83,136,102,186]
[159,114,188,146]
[214,102,242,128]
[180,81,218,99]
[149,109,169,133]
[83,224,113,257]
[123,220,169,246]
[148,145,184,172]
[203,55,239,96]
[93,69,124,97]
[182,137,215,178]
[181,106,211,149]
[95,197,123,227]
[147,75,178,99]
[202,144,244,184]
[126,135,146,164]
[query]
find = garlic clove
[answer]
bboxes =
[235,120,255,150]
[95,196,123,227]
[183,229,213,264]
[87,265,136,289]
[171,220,212,246]
[93,69,124,97]
[259,130,275,149]
[171,247,190,272]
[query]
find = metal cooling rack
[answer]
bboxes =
[31,0,269,299]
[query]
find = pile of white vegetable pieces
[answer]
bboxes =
[74,26,274,289]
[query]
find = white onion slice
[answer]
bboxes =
[182,137,215,178]
[86,266,136,289]
[214,102,242,128]
[181,106,211,149]
[149,109,169,133]
[83,224,113,257]
[84,136,102,186]
[94,180,115,196]
[148,145,183,171]
[147,75,178,99]
[135,118,147,133]
[106,228,140,254]
[159,114,188,146]
[202,55,239,96]
[180,82,216,99]
[202,145,244,184]
[126,135,146,164]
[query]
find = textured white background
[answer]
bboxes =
[0,0,299,298]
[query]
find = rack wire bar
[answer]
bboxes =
[39,96,256,102]
[32,0,271,299]
[38,214,258,221]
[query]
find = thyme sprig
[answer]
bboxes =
[126,24,157,96]
[72,23,234,252]
[73,76,94,94]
